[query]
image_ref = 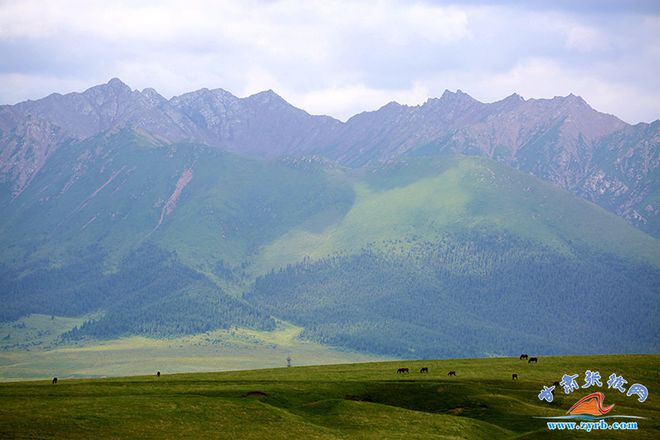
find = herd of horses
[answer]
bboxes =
[50,355,541,384]
[395,354,540,380]
[519,354,538,363]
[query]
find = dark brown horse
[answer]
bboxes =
[52,377,57,384]
[512,373,518,380]
[419,367,429,373]
[519,354,528,360]
[157,371,161,377]
[448,371,456,376]
[397,368,409,374]
[528,357,538,364]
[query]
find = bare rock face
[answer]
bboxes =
[169,88,341,157]
[307,91,656,236]
[576,121,659,232]
[0,78,197,196]
[0,79,657,236]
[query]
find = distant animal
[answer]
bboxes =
[528,357,538,364]
[553,381,560,388]
[519,354,528,360]
[512,373,518,380]
[397,368,409,374]
[52,377,57,384]
[157,371,161,377]
[448,371,456,376]
[420,367,429,374]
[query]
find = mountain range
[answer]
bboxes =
[0,79,658,359]
[2,78,657,236]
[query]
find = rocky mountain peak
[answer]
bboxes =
[245,89,290,107]
[438,89,477,103]
[560,93,589,109]
[424,89,483,113]
[140,88,167,105]
[491,93,525,111]
[210,88,238,102]
[84,78,133,100]
[503,93,524,103]
[379,101,404,112]
[170,87,239,107]
[107,77,130,91]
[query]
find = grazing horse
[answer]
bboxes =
[512,373,518,380]
[420,367,429,374]
[397,368,409,374]
[519,354,528,360]
[52,377,57,384]
[157,371,161,377]
[528,357,538,364]
[553,381,560,388]
[448,371,456,376]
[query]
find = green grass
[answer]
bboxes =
[0,354,657,439]
[0,314,93,351]
[5,134,657,277]
[1,134,658,361]
[253,156,659,274]
[0,319,383,381]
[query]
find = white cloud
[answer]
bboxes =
[283,82,431,120]
[0,0,658,123]
[0,73,91,103]
[564,25,606,52]
[455,57,657,123]
[0,1,468,48]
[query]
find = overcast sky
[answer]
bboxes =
[1,0,658,123]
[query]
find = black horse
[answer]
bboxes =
[512,373,518,380]
[448,371,456,376]
[52,377,57,384]
[397,368,409,374]
[419,367,429,373]
[157,371,161,377]
[528,357,538,364]
[519,354,529,360]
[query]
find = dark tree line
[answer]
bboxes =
[0,243,275,338]
[246,231,660,358]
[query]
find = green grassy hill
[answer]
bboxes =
[1,355,658,439]
[0,130,658,358]
[3,130,656,273]
[254,155,659,271]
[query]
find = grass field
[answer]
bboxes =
[1,354,657,439]
[0,317,383,381]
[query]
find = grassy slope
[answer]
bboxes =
[0,317,383,381]
[244,156,659,359]
[0,314,91,351]
[0,355,657,439]
[0,131,354,272]
[0,315,384,381]
[3,134,656,277]
[253,156,659,274]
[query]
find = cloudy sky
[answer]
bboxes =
[1,0,658,123]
